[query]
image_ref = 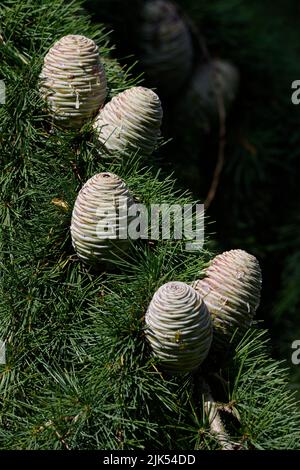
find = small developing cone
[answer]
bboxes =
[176,59,240,132]
[94,86,162,156]
[71,172,135,266]
[40,34,107,128]
[193,249,262,356]
[138,0,193,96]
[145,281,212,375]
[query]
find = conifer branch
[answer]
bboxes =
[204,64,227,210]
[1,0,300,451]
[201,378,240,451]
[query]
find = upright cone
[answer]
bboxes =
[94,86,163,156]
[145,281,212,374]
[176,59,240,132]
[70,172,135,266]
[40,34,107,128]
[193,249,262,354]
[138,0,193,96]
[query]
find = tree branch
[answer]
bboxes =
[204,64,227,210]
[201,378,238,450]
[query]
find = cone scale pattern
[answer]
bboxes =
[145,281,212,374]
[138,0,193,96]
[94,86,162,155]
[40,34,107,128]
[193,249,262,352]
[70,172,135,266]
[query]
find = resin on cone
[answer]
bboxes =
[70,172,135,266]
[193,249,262,353]
[93,86,162,156]
[145,281,212,374]
[40,34,107,128]
[176,59,239,132]
[138,0,193,96]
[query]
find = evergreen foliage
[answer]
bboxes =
[0,0,300,450]
[85,0,300,394]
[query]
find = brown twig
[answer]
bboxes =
[70,160,83,183]
[204,63,227,210]
[201,379,240,450]
[43,420,71,450]
[179,3,227,210]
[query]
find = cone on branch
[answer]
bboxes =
[137,0,193,96]
[175,59,240,132]
[193,249,262,355]
[93,86,163,156]
[70,172,135,266]
[40,34,107,129]
[145,281,212,375]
